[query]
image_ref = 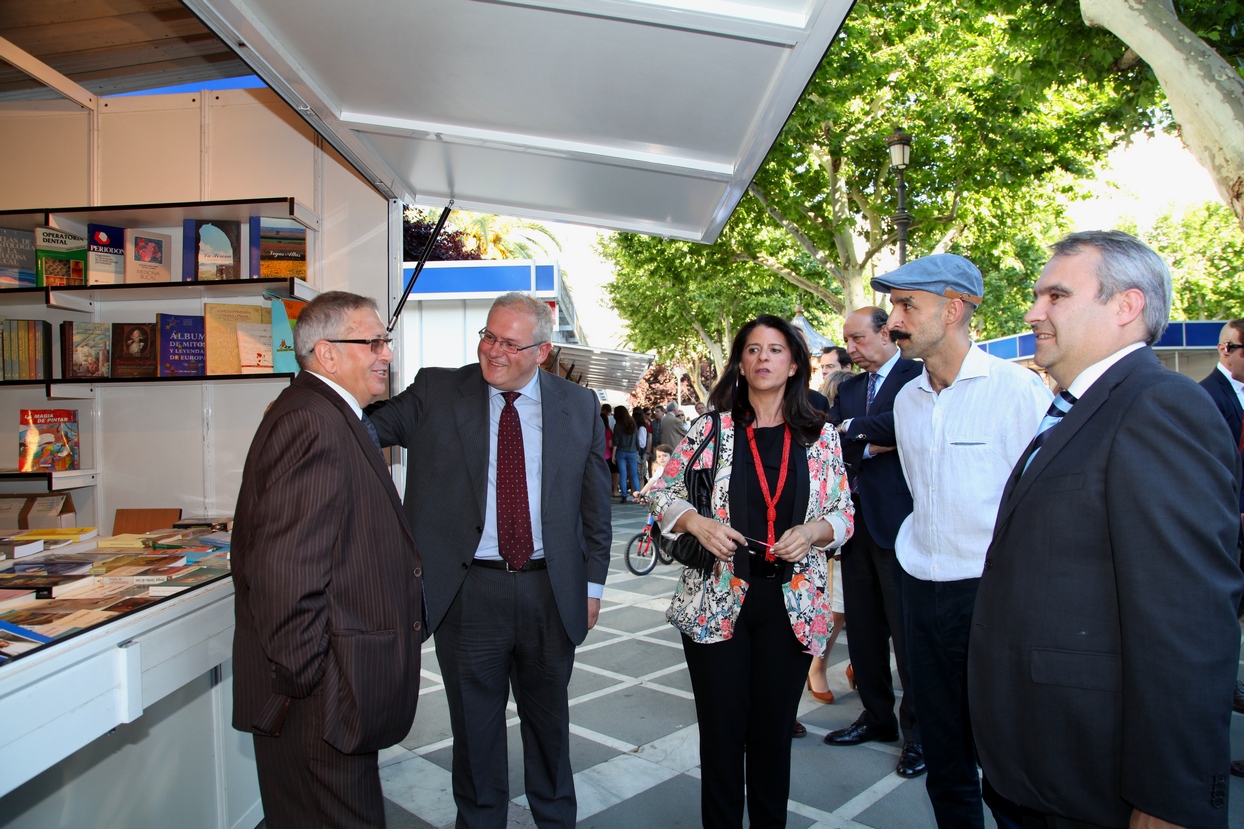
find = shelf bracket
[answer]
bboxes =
[46,291,93,314]
[116,640,145,723]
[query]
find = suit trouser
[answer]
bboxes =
[681,576,812,829]
[435,564,577,829]
[252,693,385,829]
[900,572,1021,829]
[840,513,918,740]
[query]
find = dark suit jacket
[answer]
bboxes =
[969,348,1244,828]
[827,358,921,548]
[1200,367,1244,511]
[231,372,423,755]
[369,365,611,645]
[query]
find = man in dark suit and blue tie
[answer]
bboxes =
[232,291,424,829]
[970,231,1244,828]
[822,306,925,778]
[369,292,611,829]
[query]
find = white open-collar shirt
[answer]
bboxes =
[893,345,1052,582]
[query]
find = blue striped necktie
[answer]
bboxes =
[361,412,382,451]
[866,372,880,413]
[1023,390,1077,472]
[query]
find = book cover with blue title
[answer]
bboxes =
[157,313,205,376]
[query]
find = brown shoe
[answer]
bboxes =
[793,721,807,738]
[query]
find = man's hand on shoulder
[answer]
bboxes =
[587,597,600,630]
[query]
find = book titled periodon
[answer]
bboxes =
[34,227,87,287]
[125,229,173,283]
[183,219,242,281]
[0,229,36,289]
[86,224,125,285]
[157,313,205,376]
[18,409,80,472]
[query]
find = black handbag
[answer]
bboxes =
[668,412,721,572]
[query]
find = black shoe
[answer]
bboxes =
[896,741,926,778]
[1234,681,1244,714]
[792,721,807,738]
[822,719,899,746]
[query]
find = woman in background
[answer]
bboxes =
[612,405,641,504]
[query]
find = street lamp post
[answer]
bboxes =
[885,127,912,265]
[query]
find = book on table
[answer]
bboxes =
[147,567,226,597]
[13,526,97,542]
[0,573,95,599]
[0,536,44,558]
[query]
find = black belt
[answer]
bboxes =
[472,558,547,573]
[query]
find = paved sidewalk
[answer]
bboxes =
[371,502,1244,829]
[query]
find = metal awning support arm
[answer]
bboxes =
[387,200,453,332]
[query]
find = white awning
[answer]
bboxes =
[548,343,654,391]
[183,0,856,242]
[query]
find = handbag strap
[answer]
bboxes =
[682,411,721,515]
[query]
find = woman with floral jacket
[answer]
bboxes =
[648,314,853,829]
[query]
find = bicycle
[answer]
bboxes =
[624,503,675,575]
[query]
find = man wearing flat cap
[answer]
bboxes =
[879,254,1051,829]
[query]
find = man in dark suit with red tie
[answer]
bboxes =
[970,232,1244,828]
[232,291,424,828]
[822,306,925,778]
[369,292,611,829]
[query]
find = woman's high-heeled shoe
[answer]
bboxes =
[806,676,835,704]
[845,663,856,690]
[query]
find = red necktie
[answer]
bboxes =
[497,391,534,569]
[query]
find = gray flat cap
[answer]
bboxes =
[871,254,984,305]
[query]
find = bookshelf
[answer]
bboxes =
[0,196,320,530]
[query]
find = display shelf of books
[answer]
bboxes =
[0,468,98,490]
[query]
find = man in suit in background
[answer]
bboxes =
[369,292,611,829]
[822,307,924,778]
[970,231,1244,829]
[1201,318,1244,769]
[232,291,423,829]
[661,401,689,448]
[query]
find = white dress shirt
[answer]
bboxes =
[476,371,545,561]
[894,345,1052,582]
[475,371,604,599]
[307,370,365,418]
[1215,360,1244,412]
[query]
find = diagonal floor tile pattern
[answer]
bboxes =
[372,503,1244,829]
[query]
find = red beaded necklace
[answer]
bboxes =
[745,422,791,563]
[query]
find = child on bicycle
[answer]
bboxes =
[632,444,673,502]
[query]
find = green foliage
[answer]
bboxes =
[599,232,808,370]
[1135,202,1244,320]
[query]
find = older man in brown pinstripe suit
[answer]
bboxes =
[232,291,423,829]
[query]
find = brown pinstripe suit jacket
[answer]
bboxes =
[232,371,423,754]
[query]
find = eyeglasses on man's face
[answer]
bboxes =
[325,337,393,354]
[478,328,545,355]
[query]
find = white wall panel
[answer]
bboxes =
[99,94,202,204]
[0,102,89,209]
[321,141,388,299]
[207,88,317,205]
